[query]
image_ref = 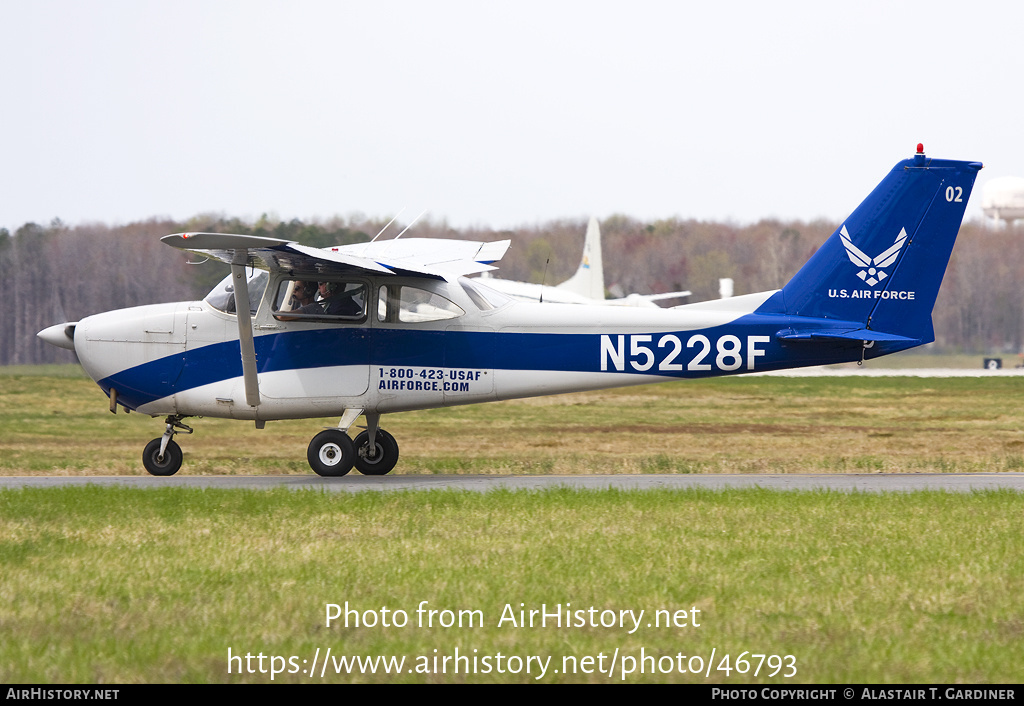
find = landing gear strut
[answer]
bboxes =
[354,429,399,475]
[353,412,399,475]
[142,416,192,476]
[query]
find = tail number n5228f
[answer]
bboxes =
[600,334,771,373]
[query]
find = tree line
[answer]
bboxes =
[1,213,1019,366]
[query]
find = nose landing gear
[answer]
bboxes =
[142,416,193,476]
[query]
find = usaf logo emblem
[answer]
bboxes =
[840,226,908,286]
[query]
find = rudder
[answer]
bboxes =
[764,148,982,343]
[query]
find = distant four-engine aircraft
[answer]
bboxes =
[38,146,981,477]
[476,216,692,307]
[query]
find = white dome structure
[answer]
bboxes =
[981,176,1024,225]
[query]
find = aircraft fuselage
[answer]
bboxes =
[73,276,902,423]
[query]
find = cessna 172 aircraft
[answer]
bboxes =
[477,216,691,306]
[38,146,980,477]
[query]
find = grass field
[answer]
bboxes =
[1,486,1022,684]
[2,368,1023,684]
[2,365,1023,476]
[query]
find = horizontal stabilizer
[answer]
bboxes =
[776,328,921,344]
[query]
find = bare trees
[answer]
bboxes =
[0,220,196,365]
[933,224,1024,352]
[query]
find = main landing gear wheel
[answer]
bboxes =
[143,438,183,476]
[308,430,355,477]
[353,429,399,475]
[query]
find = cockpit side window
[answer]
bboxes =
[273,277,368,322]
[377,285,465,323]
[204,270,269,316]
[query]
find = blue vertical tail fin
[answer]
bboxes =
[761,148,982,343]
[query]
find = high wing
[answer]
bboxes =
[160,232,511,280]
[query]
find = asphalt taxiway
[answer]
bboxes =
[3,473,1023,493]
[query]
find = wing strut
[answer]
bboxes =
[230,261,261,410]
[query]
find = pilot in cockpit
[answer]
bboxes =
[299,282,363,317]
[290,281,317,309]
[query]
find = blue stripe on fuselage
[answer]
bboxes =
[98,317,914,410]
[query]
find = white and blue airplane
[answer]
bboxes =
[38,146,981,477]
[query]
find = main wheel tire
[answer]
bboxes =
[353,429,399,475]
[143,438,183,476]
[307,430,355,477]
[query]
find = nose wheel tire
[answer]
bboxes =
[143,438,183,476]
[308,430,355,477]
[353,429,399,475]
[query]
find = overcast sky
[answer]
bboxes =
[1,1,1019,232]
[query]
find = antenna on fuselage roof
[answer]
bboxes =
[379,209,428,257]
[370,208,406,243]
[360,208,406,256]
[393,208,427,239]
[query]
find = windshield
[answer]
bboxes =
[204,270,269,316]
[460,277,512,310]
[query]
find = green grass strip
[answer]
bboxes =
[1,486,1022,683]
